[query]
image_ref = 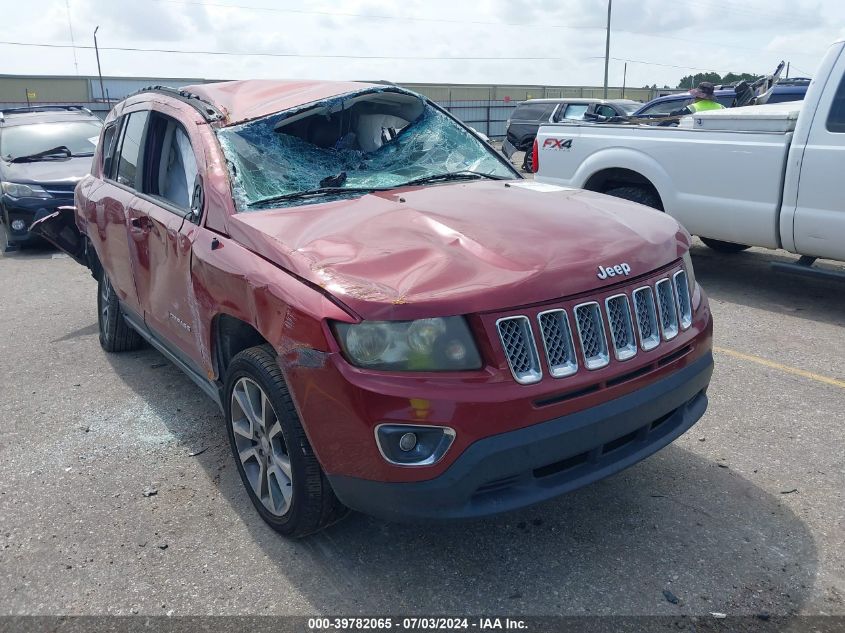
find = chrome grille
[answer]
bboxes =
[632,287,660,351]
[537,309,577,377]
[655,278,679,340]
[673,271,692,330]
[605,295,637,361]
[574,302,609,370]
[496,316,542,384]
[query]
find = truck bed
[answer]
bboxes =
[535,118,793,249]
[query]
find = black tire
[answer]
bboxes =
[97,270,143,352]
[224,344,346,538]
[700,237,751,253]
[522,148,534,172]
[603,186,663,210]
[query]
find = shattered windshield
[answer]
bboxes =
[217,89,514,210]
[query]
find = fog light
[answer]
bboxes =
[398,432,417,452]
[375,424,455,466]
[11,219,26,232]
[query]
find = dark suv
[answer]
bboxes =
[0,106,102,248]
[504,98,641,169]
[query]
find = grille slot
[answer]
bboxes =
[496,316,542,385]
[632,286,660,351]
[655,278,679,340]
[673,270,692,330]
[537,309,578,378]
[574,302,609,370]
[605,294,637,361]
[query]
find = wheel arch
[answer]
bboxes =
[212,313,272,377]
[583,167,665,210]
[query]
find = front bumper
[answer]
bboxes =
[2,195,72,244]
[328,350,713,521]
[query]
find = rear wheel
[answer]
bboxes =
[97,270,142,352]
[700,237,751,253]
[603,186,662,210]
[224,344,346,537]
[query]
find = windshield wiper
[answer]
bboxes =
[10,145,72,163]
[247,186,389,208]
[398,171,507,187]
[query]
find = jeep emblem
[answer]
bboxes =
[597,263,631,280]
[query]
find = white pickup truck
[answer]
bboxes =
[534,39,845,278]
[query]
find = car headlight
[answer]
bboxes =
[334,317,482,371]
[682,251,697,295]
[1,182,52,199]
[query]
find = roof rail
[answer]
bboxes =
[0,105,94,119]
[129,85,225,122]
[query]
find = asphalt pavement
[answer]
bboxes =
[0,233,843,618]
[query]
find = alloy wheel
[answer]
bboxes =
[230,377,293,516]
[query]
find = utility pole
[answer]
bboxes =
[786,61,790,79]
[25,88,31,108]
[622,62,627,99]
[603,0,612,98]
[94,26,106,104]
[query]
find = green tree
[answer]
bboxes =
[676,71,758,89]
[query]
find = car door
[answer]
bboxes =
[87,110,150,315]
[124,108,205,369]
[792,73,845,260]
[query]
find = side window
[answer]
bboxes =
[115,111,150,188]
[642,99,690,116]
[141,112,200,212]
[561,104,589,120]
[100,122,120,178]
[596,105,617,118]
[512,103,549,121]
[827,76,845,132]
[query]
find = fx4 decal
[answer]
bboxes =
[542,138,573,150]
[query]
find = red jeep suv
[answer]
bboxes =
[35,81,713,537]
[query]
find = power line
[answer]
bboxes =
[0,40,571,61]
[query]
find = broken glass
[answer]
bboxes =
[216,89,514,210]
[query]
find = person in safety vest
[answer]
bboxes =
[677,82,725,115]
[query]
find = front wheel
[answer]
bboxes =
[700,237,751,253]
[224,344,346,537]
[97,270,142,352]
[522,149,534,173]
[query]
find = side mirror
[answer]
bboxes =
[190,174,204,221]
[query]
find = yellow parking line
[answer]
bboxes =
[714,346,845,390]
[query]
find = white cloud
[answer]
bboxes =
[1,0,842,88]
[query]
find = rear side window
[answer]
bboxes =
[114,111,149,188]
[827,76,845,132]
[511,103,554,121]
[100,123,120,178]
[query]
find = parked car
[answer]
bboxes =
[503,98,641,170]
[34,80,713,537]
[532,40,845,278]
[0,106,102,248]
[631,77,809,119]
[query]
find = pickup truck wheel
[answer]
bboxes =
[97,271,143,352]
[700,237,751,253]
[603,186,662,210]
[224,344,347,538]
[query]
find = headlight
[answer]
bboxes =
[1,182,52,199]
[334,316,482,371]
[682,251,697,295]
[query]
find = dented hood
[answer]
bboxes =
[226,180,688,320]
